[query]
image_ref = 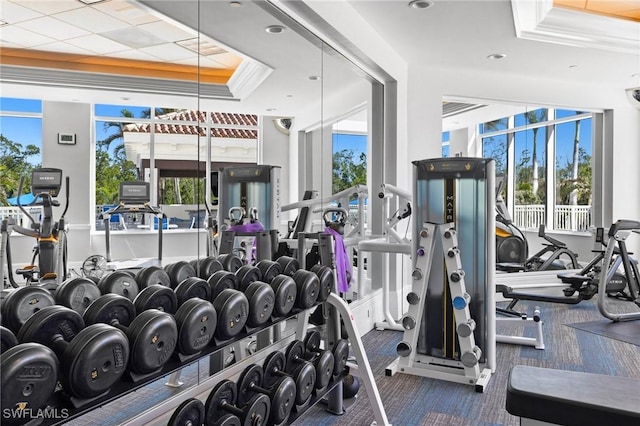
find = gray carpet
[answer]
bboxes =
[567,319,640,346]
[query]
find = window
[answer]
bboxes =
[332,116,367,194]
[481,108,592,231]
[442,131,450,157]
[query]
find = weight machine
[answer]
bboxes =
[1,168,69,288]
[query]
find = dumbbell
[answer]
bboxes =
[17,305,129,398]
[235,265,262,291]
[243,281,275,328]
[98,270,140,301]
[165,261,197,289]
[175,277,212,306]
[237,363,296,425]
[255,259,282,283]
[303,330,350,378]
[217,253,244,272]
[1,286,55,334]
[276,256,299,276]
[286,339,334,390]
[268,275,297,318]
[189,256,224,280]
[309,264,334,303]
[207,270,239,301]
[135,265,171,289]
[168,397,206,426]
[1,343,59,425]
[55,277,102,314]
[205,379,271,426]
[1,325,18,354]
[263,350,316,406]
[83,294,178,374]
[291,269,320,309]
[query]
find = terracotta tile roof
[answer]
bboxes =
[124,110,258,139]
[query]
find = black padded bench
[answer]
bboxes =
[506,365,640,426]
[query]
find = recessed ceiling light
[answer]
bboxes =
[121,97,131,101]
[568,65,578,69]
[408,0,433,9]
[286,94,294,98]
[486,53,507,60]
[265,25,286,34]
[632,73,640,78]
[308,75,321,81]
[266,108,276,112]
[229,1,242,7]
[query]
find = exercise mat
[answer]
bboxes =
[567,320,640,346]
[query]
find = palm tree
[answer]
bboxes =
[569,113,583,205]
[524,110,546,196]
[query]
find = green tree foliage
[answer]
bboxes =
[332,149,366,194]
[159,177,205,205]
[556,147,591,205]
[0,134,40,204]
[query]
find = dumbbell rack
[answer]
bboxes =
[28,293,388,426]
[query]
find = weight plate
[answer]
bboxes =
[237,364,264,406]
[168,398,205,426]
[126,310,178,374]
[168,261,197,289]
[205,379,237,425]
[244,282,275,328]
[199,257,224,280]
[134,285,178,315]
[262,351,286,390]
[285,340,306,373]
[174,298,216,355]
[315,350,335,389]
[270,376,296,425]
[270,275,297,317]
[62,323,129,398]
[292,270,320,309]
[276,256,299,276]
[98,271,140,301]
[213,289,249,340]
[332,339,349,376]
[215,414,241,426]
[0,343,58,424]
[303,330,322,354]
[235,265,262,292]
[83,293,136,328]
[1,286,56,333]
[1,325,19,354]
[207,271,238,301]
[218,254,243,273]
[175,277,212,305]
[292,362,316,405]
[310,264,334,303]
[17,305,85,345]
[255,260,282,284]
[241,394,270,426]
[55,277,102,314]
[136,266,171,289]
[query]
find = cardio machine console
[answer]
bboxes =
[31,168,63,197]
[119,182,150,205]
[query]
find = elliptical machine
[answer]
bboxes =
[2,168,69,288]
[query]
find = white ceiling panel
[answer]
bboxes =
[12,0,82,16]
[65,33,132,54]
[139,43,196,61]
[16,16,89,40]
[203,53,243,69]
[100,27,167,49]
[0,1,43,24]
[54,6,130,34]
[34,40,95,55]
[93,0,160,26]
[0,24,56,47]
[138,20,197,43]
[108,48,165,63]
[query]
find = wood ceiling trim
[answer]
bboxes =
[554,0,640,22]
[0,48,234,84]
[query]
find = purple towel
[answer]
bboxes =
[228,222,265,263]
[324,227,351,293]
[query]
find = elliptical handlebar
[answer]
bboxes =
[15,175,38,227]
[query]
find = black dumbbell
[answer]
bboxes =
[135,265,171,289]
[165,261,197,289]
[98,270,140,301]
[244,281,275,328]
[1,343,59,424]
[175,277,212,306]
[217,253,244,272]
[309,264,334,303]
[189,256,224,280]
[83,294,178,374]
[287,339,334,390]
[168,397,206,426]
[237,363,296,425]
[18,305,129,398]
[207,271,239,301]
[212,289,249,341]
[0,325,18,354]
[269,275,297,318]
[235,265,262,291]
[263,350,316,406]
[55,277,102,314]
[1,286,55,334]
[276,256,299,276]
[292,269,320,309]
[205,379,271,426]
[255,259,282,283]
[134,284,179,315]
[303,331,350,377]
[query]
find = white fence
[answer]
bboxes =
[0,206,44,228]
[514,204,591,231]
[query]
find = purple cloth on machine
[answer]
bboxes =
[228,222,265,263]
[324,227,350,293]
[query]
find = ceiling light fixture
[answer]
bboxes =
[632,73,640,78]
[568,65,578,69]
[78,0,106,4]
[265,25,285,34]
[266,108,276,112]
[408,0,433,9]
[486,53,507,60]
[308,75,321,81]
[229,1,242,7]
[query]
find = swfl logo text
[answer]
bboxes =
[3,405,69,420]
